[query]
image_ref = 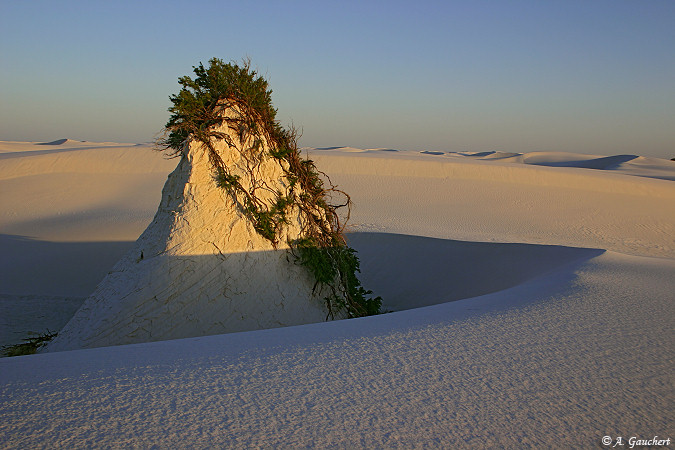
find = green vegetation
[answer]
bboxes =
[295,238,381,317]
[1,331,57,357]
[158,58,380,318]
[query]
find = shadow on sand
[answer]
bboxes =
[346,232,604,311]
[0,234,135,297]
[1,232,603,348]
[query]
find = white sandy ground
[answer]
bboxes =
[1,140,674,447]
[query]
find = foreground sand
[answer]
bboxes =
[1,140,674,447]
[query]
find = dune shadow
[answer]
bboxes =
[0,293,85,350]
[0,148,83,160]
[1,232,604,349]
[0,235,134,350]
[1,232,605,311]
[420,151,445,156]
[0,234,135,297]
[527,154,639,170]
[467,151,495,157]
[37,138,71,145]
[0,144,139,160]
[346,232,604,312]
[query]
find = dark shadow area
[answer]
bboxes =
[346,232,604,312]
[1,232,604,350]
[0,234,135,297]
[527,154,639,170]
[0,144,140,160]
[1,231,606,307]
[0,294,85,349]
[467,151,496,157]
[420,151,445,155]
[1,147,84,160]
[37,138,71,145]
[2,232,603,305]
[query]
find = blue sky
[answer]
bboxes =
[1,1,674,157]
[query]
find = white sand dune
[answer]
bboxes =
[1,141,674,448]
[0,142,175,241]
[310,148,675,258]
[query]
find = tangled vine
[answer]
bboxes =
[157,58,381,318]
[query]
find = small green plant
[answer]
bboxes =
[1,331,57,357]
[157,58,380,318]
[294,238,381,318]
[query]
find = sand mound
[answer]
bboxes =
[44,114,330,352]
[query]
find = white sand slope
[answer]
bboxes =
[0,140,175,242]
[1,142,674,447]
[309,148,675,258]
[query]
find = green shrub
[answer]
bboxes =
[1,331,57,357]
[158,58,380,318]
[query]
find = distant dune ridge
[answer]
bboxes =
[1,139,674,447]
[308,147,675,181]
